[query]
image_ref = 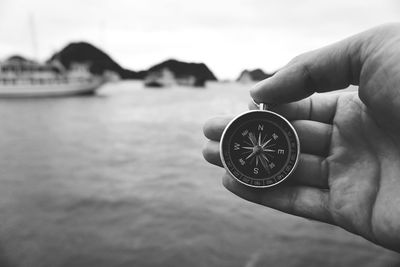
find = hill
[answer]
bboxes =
[237,68,273,83]
[48,42,145,79]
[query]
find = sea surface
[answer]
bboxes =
[0,81,398,267]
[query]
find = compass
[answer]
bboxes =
[220,103,300,188]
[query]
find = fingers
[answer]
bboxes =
[202,140,222,167]
[248,94,339,124]
[203,116,232,141]
[204,94,338,145]
[203,118,333,163]
[250,33,363,104]
[222,174,333,224]
[203,136,330,188]
[292,120,332,157]
[204,145,330,189]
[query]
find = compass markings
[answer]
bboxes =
[221,110,299,187]
[234,130,282,173]
[253,167,259,174]
[269,162,276,169]
[233,143,241,150]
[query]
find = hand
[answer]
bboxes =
[202,23,400,253]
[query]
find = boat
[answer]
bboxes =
[144,67,206,88]
[0,56,104,97]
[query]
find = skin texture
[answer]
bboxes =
[202,24,400,253]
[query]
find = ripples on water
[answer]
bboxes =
[0,81,398,267]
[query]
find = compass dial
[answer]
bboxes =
[220,110,300,188]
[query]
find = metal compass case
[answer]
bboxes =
[220,103,300,188]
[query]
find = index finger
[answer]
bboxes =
[250,31,364,104]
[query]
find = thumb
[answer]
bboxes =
[250,27,370,104]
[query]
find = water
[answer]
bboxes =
[0,81,398,267]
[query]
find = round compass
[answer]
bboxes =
[220,104,300,188]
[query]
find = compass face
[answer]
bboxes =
[220,110,300,188]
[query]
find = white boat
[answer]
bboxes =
[0,56,104,97]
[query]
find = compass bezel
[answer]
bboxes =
[220,109,300,188]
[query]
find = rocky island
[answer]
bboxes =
[237,68,273,83]
[49,42,218,87]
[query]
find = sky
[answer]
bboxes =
[0,0,399,79]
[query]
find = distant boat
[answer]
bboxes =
[0,56,104,97]
[144,67,204,88]
[144,68,180,88]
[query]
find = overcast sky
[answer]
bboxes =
[0,0,399,79]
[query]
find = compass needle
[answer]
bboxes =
[261,133,267,144]
[259,154,271,174]
[261,138,272,148]
[264,144,276,148]
[243,141,253,146]
[245,151,257,160]
[261,153,270,163]
[248,132,257,146]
